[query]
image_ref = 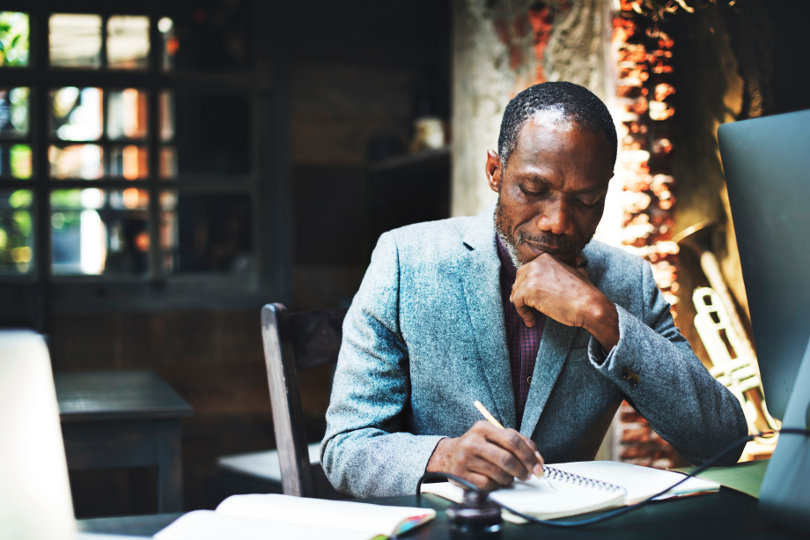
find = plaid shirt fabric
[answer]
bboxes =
[496,236,545,425]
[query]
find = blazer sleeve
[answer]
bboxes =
[321,232,445,498]
[588,257,748,465]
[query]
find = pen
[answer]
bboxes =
[473,400,553,489]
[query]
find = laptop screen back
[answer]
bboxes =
[718,109,810,421]
[0,330,76,540]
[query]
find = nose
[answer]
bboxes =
[537,197,573,236]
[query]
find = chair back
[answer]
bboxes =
[261,303,347,498]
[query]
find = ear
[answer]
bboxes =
[485,149,502,193]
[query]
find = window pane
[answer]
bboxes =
[159,90,174,141]
[174,93,250,175]
[107,16,149,69]
[0,87,29,136]
[51,188,149,275]
[49,14,102,68]
[162,2,253,71]
[107,88,147,139]
[49,144,103,179]
[109,144,147,179]
[158,17,176,71]
[0,144,32,179]
[0,12,30,67]
[51,87,103,141]
[160,191,252,274]
[159,146,176,179]
[0,189,34,275]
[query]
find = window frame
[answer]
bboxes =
[0,0,291,323]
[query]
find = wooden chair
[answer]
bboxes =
[217,303,348,498]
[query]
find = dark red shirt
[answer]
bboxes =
[496,236,545,425]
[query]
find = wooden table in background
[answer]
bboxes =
[55,370,193,513]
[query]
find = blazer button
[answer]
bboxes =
[621,366,640,388]
[526,375,532,384]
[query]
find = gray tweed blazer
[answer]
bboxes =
[322,208,747,498]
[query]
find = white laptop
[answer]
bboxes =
[0,330,146,540]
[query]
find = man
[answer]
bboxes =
[321,82,747,498]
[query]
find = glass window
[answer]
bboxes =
[159,90,174,141]
[173,93,250,175]
[159,146,177,179]
[107,88,148,140]
[0,144,32,179]
[0,189,34,275]
[158,17,176,71]
[49,14,102,68]
[49,144,104,180]
[109,144,147,179]
[51,188,149,275]
[162,2,254,71]
[107,16,149,69]
[160,191,253,274]
[50,87,103,141]
[0,87,30,136]
[0,12,30,67]
[2,4,267,295]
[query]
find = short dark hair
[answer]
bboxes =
[497,81,617,168]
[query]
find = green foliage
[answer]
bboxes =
[0,11,30,67]
[9,189,32,208]
[50,189,83,209]
[0,190,34,274]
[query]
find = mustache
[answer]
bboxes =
[514,231,579,252]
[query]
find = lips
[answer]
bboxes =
[524,240,567,257]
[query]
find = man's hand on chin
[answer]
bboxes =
[510,253,619,351]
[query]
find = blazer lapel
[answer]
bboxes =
[519,319,578,435]
[458,210,516,429]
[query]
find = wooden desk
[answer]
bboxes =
[55,371,193,513]
[77,486,805,539]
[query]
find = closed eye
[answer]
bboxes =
[519,184,549,198]
[574,196,603,209]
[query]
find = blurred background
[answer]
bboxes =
[1,0,808,518]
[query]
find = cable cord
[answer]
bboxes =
[416,428,809,528]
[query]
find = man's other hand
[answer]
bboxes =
[425,421,544,492]
[511,253,619,351]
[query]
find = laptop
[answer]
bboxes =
[718,109,810,533]
[0,330,147,540]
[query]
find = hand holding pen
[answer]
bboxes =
[425,400,546,492]
[474,400,554,490]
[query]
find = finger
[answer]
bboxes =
[485,429,540,480]
[468,455,516,488]
[514,303,537,328]
[515,434,545,476]
[466,470,506,493]
[518,433,538,453]
[510,284,538,327]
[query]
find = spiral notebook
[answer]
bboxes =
[421,460,721,522]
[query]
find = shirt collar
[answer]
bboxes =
[496,234,518,284]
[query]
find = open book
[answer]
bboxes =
[153,494,436,540]
[421,460,721,522]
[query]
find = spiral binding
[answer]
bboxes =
[542,465,626,494]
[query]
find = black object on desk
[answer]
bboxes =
[55,370,193,513]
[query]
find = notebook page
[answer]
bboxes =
[216,493,435,536]
[550,461,720,504]
[488,473,627,519]
[421,471,626,522]
[153,510,379,540]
